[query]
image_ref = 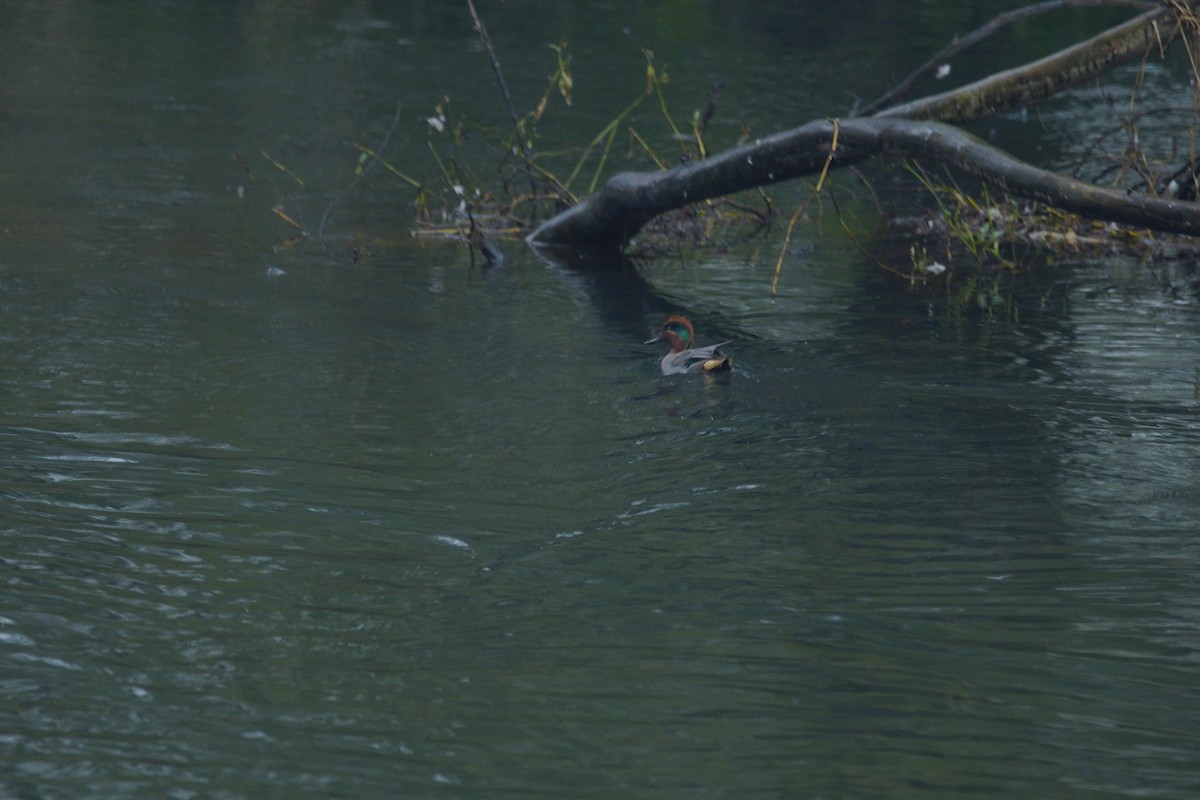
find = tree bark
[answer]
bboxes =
[528,0,1200,253]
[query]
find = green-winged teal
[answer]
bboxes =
[644,315,732,375]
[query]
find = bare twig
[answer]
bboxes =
[465,0,540,209]
[318,98,404,240]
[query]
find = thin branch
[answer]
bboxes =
[318,99,404,240]
[465,0,539,206]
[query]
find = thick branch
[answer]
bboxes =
[859,0,1157,117]
[878,0,1189,123]
[862,119,1200,233]
[527,121,863,250]
[528,118,1200,250]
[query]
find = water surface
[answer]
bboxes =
[3,3,1200,799]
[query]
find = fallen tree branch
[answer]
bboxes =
[878,0,1187,122]
[527,0,1200,254]
[527,117,1200,251]
[858,0,1157,116]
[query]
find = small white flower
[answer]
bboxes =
[925,262,947,275]
[936,64,951,79]
[426,116,445,133]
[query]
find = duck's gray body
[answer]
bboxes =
[657,342,733,375]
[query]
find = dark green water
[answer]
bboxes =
[3,3,1200,798]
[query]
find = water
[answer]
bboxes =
[4,2,1200,798]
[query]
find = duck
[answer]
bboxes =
[644,315,733,375]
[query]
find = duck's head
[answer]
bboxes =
[644,315,694,353]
